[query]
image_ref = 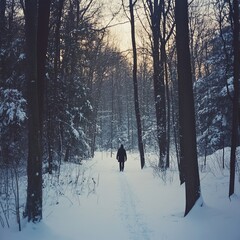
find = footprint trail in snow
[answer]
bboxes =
[119,172,153,240]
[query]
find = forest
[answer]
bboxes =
[0,0,239,233]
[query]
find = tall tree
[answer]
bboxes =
[46,0,65,173]
[129,0,145,168]
[0,0,6,50]
[229,0,239,197]
[37,0,51,135]
[0,0,6,86]
[24,0,42,222]
[175,0,201,216]
[24,0,51,222]
[145,0,168,169]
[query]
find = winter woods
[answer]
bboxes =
[0,0,239,227]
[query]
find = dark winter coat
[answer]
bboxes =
[116,145,127,162]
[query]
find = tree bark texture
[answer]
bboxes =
[0,0,6,49]
[146,0,167,169]
[0,0,6,85]
[25,0,50,222]
[129,0,145,169]
[25,0,42,222]
[37,0,51,135]
[175,0,201,216]
[229,0,239,197]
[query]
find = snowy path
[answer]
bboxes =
[41,152,154,240]
[119,173,152,240]
[81,152,154,240]
[1,151,240,240]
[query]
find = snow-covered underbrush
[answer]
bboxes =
[0,162,27,230]
[147,147,240,186]
[199,147,240,176]
[43,160,98,208]
[0,158,97,231]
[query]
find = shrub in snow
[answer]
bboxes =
[0,88,27,165]
[0,88,26,127]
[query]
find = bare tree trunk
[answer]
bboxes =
[25,0,50,222]
[25,0,42,222]
[11,166,21,231]
[38,0,51,173]
[145,0,167,169]
[0,0,6,85]
[175,0,201,217]
[165,59,170,168]
[153,32,166,169]
[37,0,51,135]
[129,0,145,168]
[229,0,239,197]
[54,0,64,78]
[0,0,6,49]
[49,0,65,169]
[111,73,114,157]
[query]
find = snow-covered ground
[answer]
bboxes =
[1,150,240,240]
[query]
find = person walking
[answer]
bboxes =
[116,144,127,172]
